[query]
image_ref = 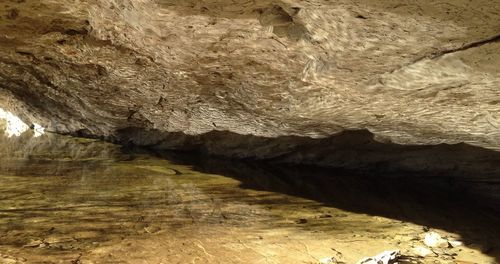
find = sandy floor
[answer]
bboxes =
[0,133,498,264]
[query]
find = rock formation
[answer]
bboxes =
[0,0,499,169]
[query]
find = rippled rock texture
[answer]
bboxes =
[0,0,499,159]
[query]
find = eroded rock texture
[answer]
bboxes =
[0,0,499,163]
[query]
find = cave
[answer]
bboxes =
[0,0,499,263]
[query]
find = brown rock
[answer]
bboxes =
[0,0,499,184]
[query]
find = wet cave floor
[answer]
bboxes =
[0,132,498,264]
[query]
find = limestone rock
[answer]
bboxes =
[357,250,400,264]
[0,0,499,170]
[412,246,435,258]
[449,240,463,248]
[423,232,448,248]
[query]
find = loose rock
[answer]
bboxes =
[412,246,435,257]
[449,240,463,248]
[357,250,400,264]
[423,232,448,248]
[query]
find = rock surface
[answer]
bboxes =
[0,0,499,165]
[0,132,499,264]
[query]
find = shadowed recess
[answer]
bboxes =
[0,132,498,263]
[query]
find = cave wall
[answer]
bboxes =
[0,0,499,160]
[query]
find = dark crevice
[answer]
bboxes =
[15,51,34,58]
[63,28,88,36]
[113,127,500,213]
[434,33,500,58]
[389,33,500,74]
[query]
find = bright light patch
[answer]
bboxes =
[0,108,44,137]
[33,123,45,137]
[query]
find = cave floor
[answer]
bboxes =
[0,133,498,264]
